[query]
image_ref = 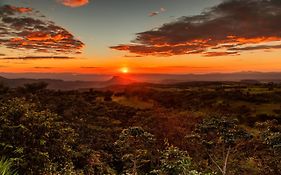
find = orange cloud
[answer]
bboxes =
[57,0,89,7]
[0,5,84,55]
[25,32,70,41]
[0,5,32,14]
[10,6,32,13]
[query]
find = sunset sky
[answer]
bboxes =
[0,0,281,74]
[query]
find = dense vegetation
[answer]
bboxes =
[0,81,280,174]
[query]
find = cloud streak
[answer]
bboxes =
[0,56,74,60]
[0,5,84,56]
[111,0,281,57]
[80,66,101,69]
[33,66,55,69]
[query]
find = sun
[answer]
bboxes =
[120,67,129,74]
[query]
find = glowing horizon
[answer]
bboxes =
[0,0,281,75]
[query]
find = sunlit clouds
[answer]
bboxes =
[0,5,84,58]
[111,0,281,57]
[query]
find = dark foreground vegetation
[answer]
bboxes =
[0,81,281,175]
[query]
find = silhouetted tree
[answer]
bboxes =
[23,82,48,94]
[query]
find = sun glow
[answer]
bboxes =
[120,67,129,74]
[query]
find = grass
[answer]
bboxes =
[112,96,154,109]
[0,157,18,175]
[243,87,281,94]
[254,103,281,115]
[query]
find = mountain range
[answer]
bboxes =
[0,72,280,90]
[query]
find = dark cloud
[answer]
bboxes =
[229,44,281,51]
[149,7,166,17]
[154,66,212,69]
[33,66,55,69]
[203,51,239,57]
[0,5,84,55]
[80,66,101,69]
[111,0,281,56]
[149,12,159,17]
[0,56,74,60]
[0,54,5,56]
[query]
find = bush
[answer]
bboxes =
[0,98,76,174]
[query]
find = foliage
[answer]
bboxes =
[77,150,117,175]
[115,127,156,175]
[0,83,9,95]
[0,98,76,174]
[0,82,280,174]
[257,120,281,151]
[194,117,252,147]
[151,142,213,175]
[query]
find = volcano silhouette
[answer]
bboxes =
[103,76,135,86]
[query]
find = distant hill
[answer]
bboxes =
[156,72,281,83]
[0,76,136,90]
[240,79,261,84]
